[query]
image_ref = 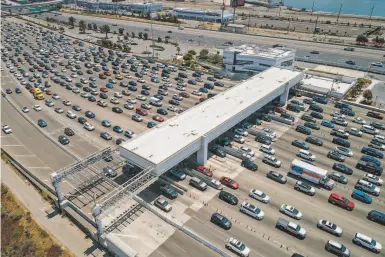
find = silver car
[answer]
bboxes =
[317,219,343,236]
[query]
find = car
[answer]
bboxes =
[355,179,380,196]
[317,220,343,237]
[262,155,281,168]
[333,163,353,175]
[352,233,382,253]
[37,119,47,127]
[267,171,286,184]
[160,184,178,199]
[346,60,356,65]
[367,210,385,226]
[328,193,354,211]
[332,137,350,147]
[372,62,383,67]
[100,132,112,140]
[348,127,363,137]
[2,125,12,134]
[210,213,232,230]
[55,108,64,114]
[58,135,70,145]
[362,173,383,186]
[84,122,95,131]
[332,118,348,127]
[113,126,123,134]
[154,198,172,212]
[369,140,385,151]
[292,140,309,150]
[297,149,316,161]
[371,121,385,130]
[351,189,372,204]
[112,107,123,113]
[321,120,335,128]
[64,128,75,137]
[22,106,29,113]
[280,204,302,220]
[33,105,42,111]
[352,117,366,124]
[248,189,270,204]
[328,150,345,162]
[294,181,315,196]
[335,146,353,157]
[304,122,320,130]
[220,176,239,189]
[305,136,323,146]
[367,111,383,120]
[327,171,348,184]
[361,147,383,159]
[132,114,143,122]
[325,240,350,257]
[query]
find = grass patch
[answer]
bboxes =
[1,184,74,257]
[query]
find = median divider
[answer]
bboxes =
[158,176,185,195]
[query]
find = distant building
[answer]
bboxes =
[171,8,235,23]
[225,24,247,33]
[223,44,295,72]
[76,1,163,13]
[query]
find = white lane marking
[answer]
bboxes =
[12,154,35,157]
[27,166,52,169]
[156,250,167,257]
[1,144,22,146]
[171,241,187,253]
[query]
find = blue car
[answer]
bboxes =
[38,119,47,127]
[113,126,123,133]
[351,189,372,204]
[101,120,111,127]
[199,87,208,93]
[147,121,157,128]
[362,147,384,159]
[101,62,107,66]
[361,155,381,166]
[151,77,160,83]
[85,111,95,119]
[106,83,114,89]
[321,120,334,128]
[72,105,81,111]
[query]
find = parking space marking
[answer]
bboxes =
[27,166,52,169]
[155,250,167,257]
[1,144,23,147]
[171,241,186,253]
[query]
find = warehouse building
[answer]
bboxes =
[223,44,296,72]
[170,7,235,23]
[76,1,163,13]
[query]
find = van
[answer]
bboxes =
[335,101,352,110]
[260,144,275,155]
[361,125,380,135]
[367,210,385,225]
[189,177,207,191]
[296,125,311,135]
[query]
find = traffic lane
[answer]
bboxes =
[38,12,385,61]
[149,229,220,257]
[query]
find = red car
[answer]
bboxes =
[179,92,190,98]
[328,193,354,211]
[136,108,148,116]
[153,115,165,122]
[104,71,111,76]
[100,87,109,92]
[220,176,239,189]
[196,165,213,177]
[199,97,206,102]
[14,62,19,67]
[37,66,43,71]
[46,90,53,95]
[275,105,287,113]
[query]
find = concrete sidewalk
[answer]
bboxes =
[1,161,109,257]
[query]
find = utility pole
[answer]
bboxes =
[221,0,225,27]
[313,15,319,33]
[311,1,315,16]
[150,17,155,59]
[278,6,281,17]
[287,17,291,34]
[369,5,374,20]
[336,4,342,24]
[233,5,236,24]
[247,11,251,28]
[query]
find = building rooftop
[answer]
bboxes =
[225,44,294,59]
[173,7,233,16]
[121,67,301,167]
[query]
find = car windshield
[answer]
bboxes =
[372,239,377,246]
[161,201,168,207]
[340,245,346,251]
[344,198,350,204]
[238,243,246,251]
[260,192,266,197]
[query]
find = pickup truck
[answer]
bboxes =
[276,218,306,239]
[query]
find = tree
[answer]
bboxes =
[146,12,151,19]
[93,23,97,31]
[373,36,385,44]
[59,27,65,33]
[356,34,368,43]
[176,46,181,55]
[88,23,92,30]
[131,32,135,38]
[143,33,148,40]
[199,49,209,58]
[188,50,197,56]
[68,16,76,27]
[101,24,110,39]
[183,54,193,61]
[211,54,222,64]
[363,89,373,101]
[158,37,162,43]
[138,32,143,39]
[78,20,86,33]
[119,28,124,35]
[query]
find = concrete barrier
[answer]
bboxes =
[342,100,385,114]
[158,177,185,195]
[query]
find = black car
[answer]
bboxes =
[333,163,353,175]
[210,146,226,158]
[210,213,232,230]
[267,171,287,184]
[304,122,320,130]
[327,150,345,162]
[160,184,178,199]
[241,159,258,171]
[112,107,123,113]
[15,88,22,94]
[255,135,272,145]
[78,117,87,124]
[5,88,12,94]
[371,122,385,130]
[292,140,309,150]
[100,132,112,140]
[58,135,70,145]
[310,111,323,119]
[169,99,180,105]
[305,136,323,146]
[309,104,323,113]
[157,108,168,115]
[64,127,75,136]
[332,137,350,147]
[218,191,238,205]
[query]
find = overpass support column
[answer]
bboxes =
[197,135,208,165]
[279,83,289,106]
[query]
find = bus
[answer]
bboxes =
[33,88,44,100]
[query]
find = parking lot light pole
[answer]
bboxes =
[151,17,155,59]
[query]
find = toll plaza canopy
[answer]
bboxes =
[120,67,303,175]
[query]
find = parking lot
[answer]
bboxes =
[2,18,385,257]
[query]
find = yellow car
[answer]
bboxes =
[116,75,123,80]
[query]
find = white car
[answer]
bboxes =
[356,180,380,196]
[52,94,60,100]
[280,204,303,220]
[83,122,95,131]
[137,78,145,83]
[127,98,137,104]
[372,62,383,67]
[124,74,132,79]
[297,149,316,161]
[110,97,120,104]
[240,146,254,157]
[55,108,64,114]
[348,127,363,137]
[136,95,147,101]
[80,78,89,84]
[225,238,250,257]
[362,174,383,186]
[260,144,275,155]
[62,100,72,106]
[249,189,270,203]
[33,105,42,111]
[240,201,264,220]
[353,117,366,124]
[262,127,276,137]
[335,146,353,157]
[331,111,346,119]
[66,111,77,119]
[192,90,202,96]
[176,86,186,91]
[317,219,343,236]
[97,100,107,107]
[72,88,80,94]
[168,105,178,112]
[114,92,123,98]
[154,198,172,212]
[22,107,29,113]
[2,125,12,134]
[353,233,382,253]
[124,103,134,109]
[233,134,245,144]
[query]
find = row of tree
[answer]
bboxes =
[356,34,385,44]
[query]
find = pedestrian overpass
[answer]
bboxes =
[120,67,304,176]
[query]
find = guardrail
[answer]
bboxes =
[133,195,232,257]
[296,57,385,75]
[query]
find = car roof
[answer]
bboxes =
[356,233,372,242]
[328,240,342,248]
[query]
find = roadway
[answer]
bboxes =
[34,12,385,71]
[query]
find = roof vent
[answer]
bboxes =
[191,130,198,135]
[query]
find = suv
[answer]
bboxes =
[225,238,250,257]
[352,233,382,253]
[305,136,323,146]
[239,201,264,220]
[331,129,349,139]
[361,147,383,159]
[367,210,385,225]
[328,193,354,211]
[189,177,207,191]
[160,184,178,199]
[367,111,383,120]
[241,159,258,171]
[332,137,350,147]
[325,240,350,257]
[262,155,281,168]
[210,213,232,230]
[297,149,316,161]
[351,190,372,204]
[355,180,380,196]
[296,125,311,135]
[294,181,315,196]
[328,150,345,162]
